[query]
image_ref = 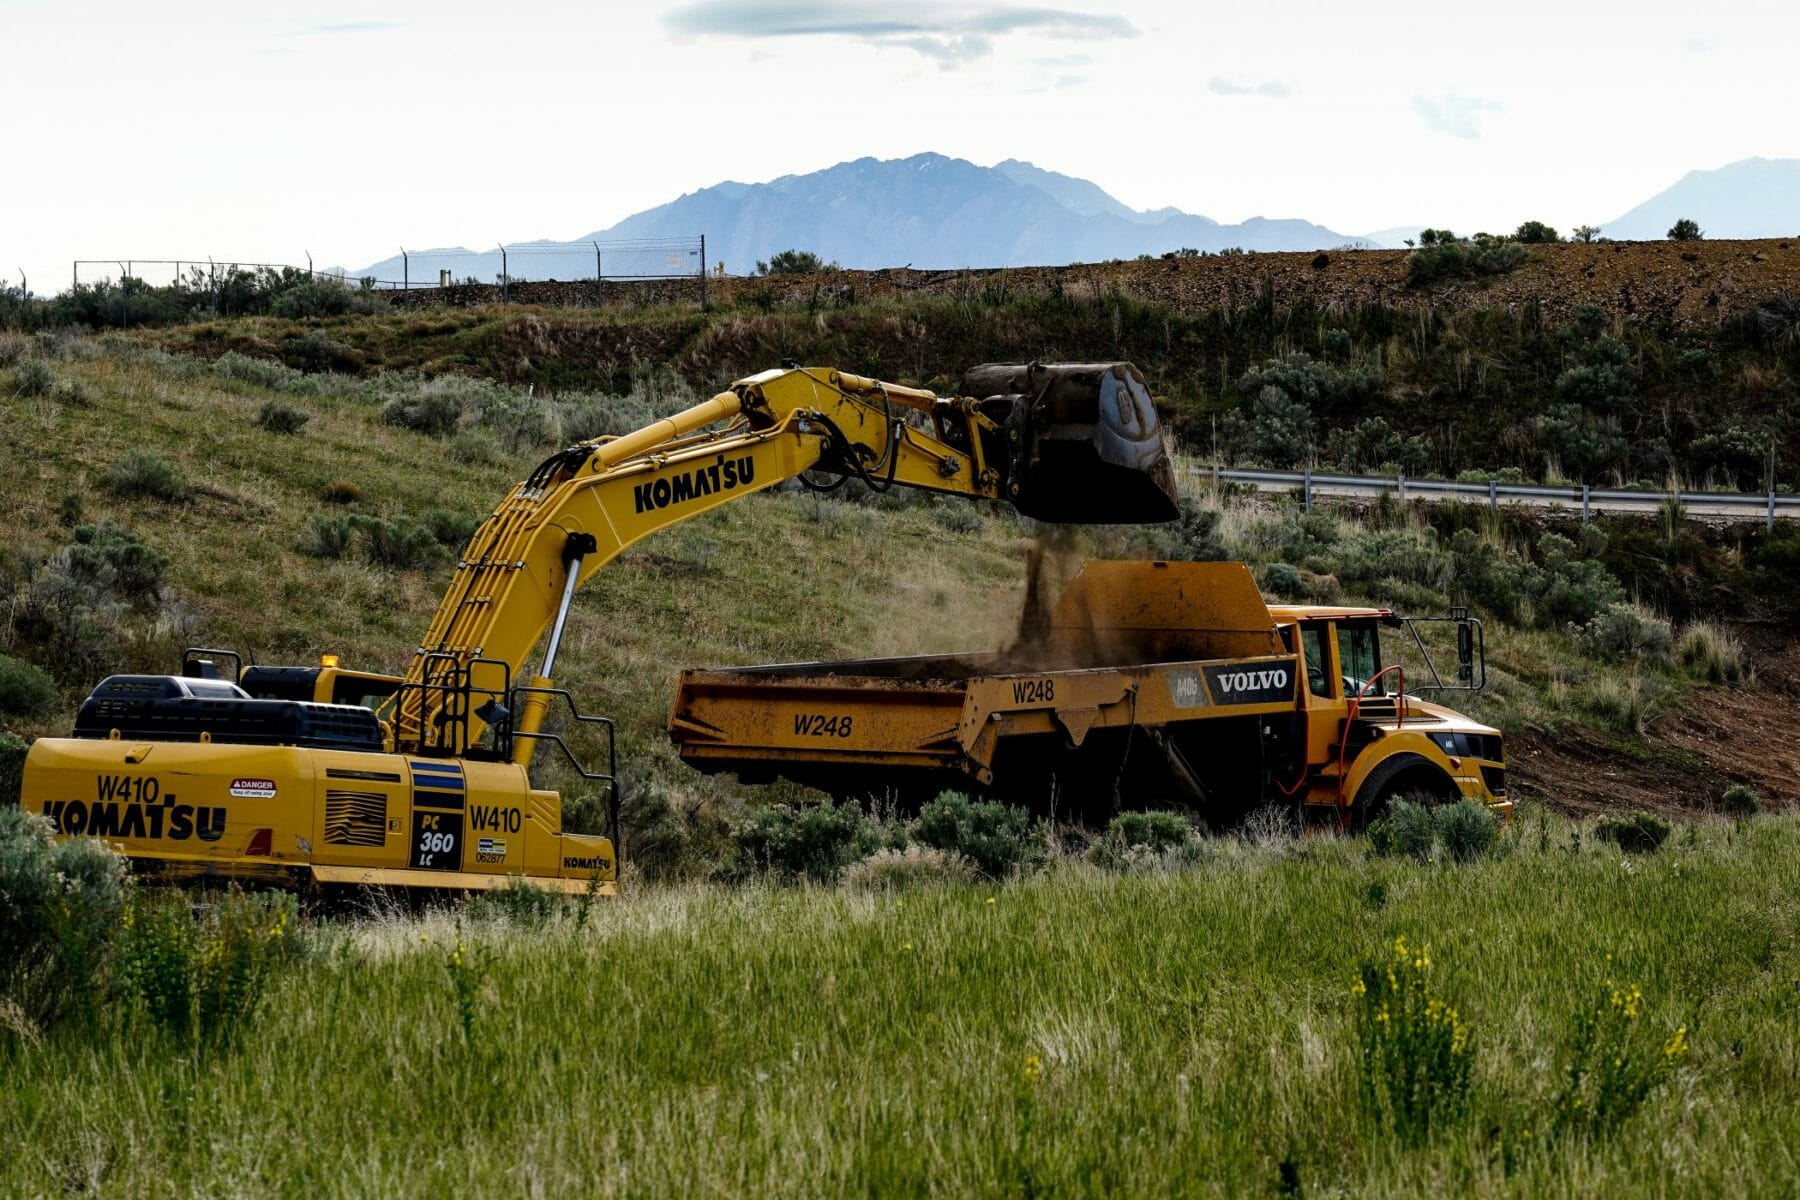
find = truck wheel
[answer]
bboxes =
[1351,755,1456,829]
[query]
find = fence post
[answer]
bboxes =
[699,234,708,309]
[1770,486,1778,532]
[1303,466,1313,512]
[1581,484,1590,523]
[72,261,78,292]
[499,244,508,304]
[1211,462,1220,491]
[1488,479,1498,513]
[1397,470,1406,501]
[401,247,408,293]
[594,241,602,308]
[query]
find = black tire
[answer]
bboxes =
[1351,754,1457,829]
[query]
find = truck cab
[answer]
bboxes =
[1272,605,1508,824]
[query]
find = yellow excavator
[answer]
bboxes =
[20,363,1180,893]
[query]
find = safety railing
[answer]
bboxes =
[1196,464,1796,528]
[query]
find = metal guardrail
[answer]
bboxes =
[1196,465,1796,528]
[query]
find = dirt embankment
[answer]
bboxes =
[1512,617,1800,817]
[381,239,1800,330]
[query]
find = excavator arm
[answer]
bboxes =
[395,363,1178,760]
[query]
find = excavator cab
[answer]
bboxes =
[958,362,1181,524]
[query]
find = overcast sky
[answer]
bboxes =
[4,0,1796,292]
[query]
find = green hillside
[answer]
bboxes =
[2,316,1791,873]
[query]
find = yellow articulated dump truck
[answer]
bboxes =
[21,362,1182,893]
[670,560,1507,829]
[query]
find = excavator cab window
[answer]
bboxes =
[330,674,400,715]
[1338,622,1386,696]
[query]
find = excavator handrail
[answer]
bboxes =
[506,684,620,854]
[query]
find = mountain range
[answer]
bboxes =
[351,154,1800,283]
[1602,157,1800,241]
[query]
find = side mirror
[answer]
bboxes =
[1456,622,1475,684]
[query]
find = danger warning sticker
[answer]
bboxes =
[229,778,277,799]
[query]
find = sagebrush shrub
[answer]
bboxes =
[255,399,310,435]
[379,376,493,438]
[1720,783,1759,820]
[11,359,54,397]
[0,655,57,716]
[56,491,83,528]
[842,845,977,891]
[1354,937,1473,1142]
[296,512,353,560]
[68,520,169,599]
[0,733,25,804]
[351,515,440,569]
[732,798,872,883]
[52,378,94,407]
[1154,497,1230,562]
[0,807,130,1032]
[1258,561,1306,600]
[102,450,187,502]
[1369,799,1436,861]
[1436,798,1499,862]
[212,351,316,394]
[382,393,461,438]
[1087,810,1198,870]
[913,791,1044,879]
[929,500,983,533]
[1406,237,1526,287]
[1570,604,1672,663]
[467,878,561,926]
[448,428,503,466]
[1593,811,1671,854]
[422,508,484,550]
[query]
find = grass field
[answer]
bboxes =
[2,811,1796,1198]
[0,323,1794,1198]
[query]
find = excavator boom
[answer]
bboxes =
[397,363,1179,756]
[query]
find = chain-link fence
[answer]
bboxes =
[72,235,710,311]
[372,237,705,290]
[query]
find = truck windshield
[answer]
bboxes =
[1339,624,1385,696]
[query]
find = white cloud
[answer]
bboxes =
[662,1,1135,64]
[1207,76,1290,99]
[1412,92,1503,140]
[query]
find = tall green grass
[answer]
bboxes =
[3,814,1796,1197]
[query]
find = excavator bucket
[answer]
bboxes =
[961,362,1181,524]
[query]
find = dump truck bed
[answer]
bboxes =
[669,562,1311,815]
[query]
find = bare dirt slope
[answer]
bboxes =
[1513,618,1800,816]
[388,238,1800,331]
